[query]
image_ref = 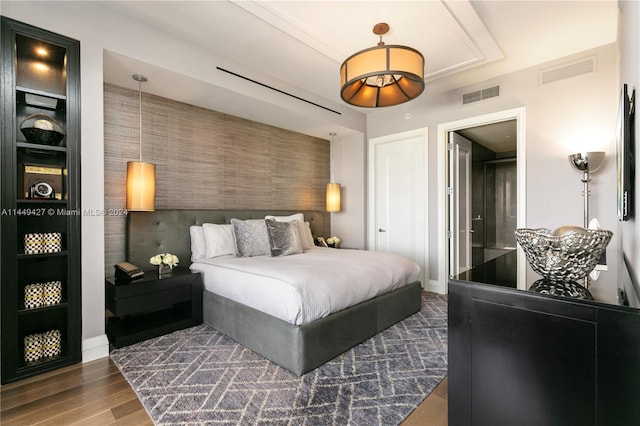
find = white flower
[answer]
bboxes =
[326,236,341,245]
[150,253,179,267]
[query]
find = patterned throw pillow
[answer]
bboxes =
[265,218,304,257]
[230,218,271,257]
[265,213,313,249]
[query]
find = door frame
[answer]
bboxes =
[448,132,473,276]
[368,127,429,289]
[436,108,527,293]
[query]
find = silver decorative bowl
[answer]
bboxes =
[515,226,612,282]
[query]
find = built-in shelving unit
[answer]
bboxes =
[1,16,81,384]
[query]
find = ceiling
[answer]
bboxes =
[457,120,517,154]
[100,0,618,139]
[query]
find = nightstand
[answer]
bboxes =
[105,268,203,349]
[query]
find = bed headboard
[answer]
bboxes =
[126,209,330,270]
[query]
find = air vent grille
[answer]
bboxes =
[539,57,596,85]
[462,85,500,105]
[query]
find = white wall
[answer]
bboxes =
[330,133,367,249]
[618,1,640,284]
[366,43,619,287]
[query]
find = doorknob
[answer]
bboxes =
[378,228,387,233]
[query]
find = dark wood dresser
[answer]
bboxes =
[449,250,640,426]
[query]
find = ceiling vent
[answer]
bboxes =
[539,56,596,85]
[462,85,500,105]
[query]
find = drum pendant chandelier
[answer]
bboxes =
[340,23,425,108]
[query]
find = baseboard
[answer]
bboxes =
[82,334,109,362]
[426,279,446,294]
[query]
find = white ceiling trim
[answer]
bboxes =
[231,0,346,63]
[425,0,504,80]
[234,0,504,82]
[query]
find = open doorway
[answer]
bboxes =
[452,120,518,273]
[436,108,526,293]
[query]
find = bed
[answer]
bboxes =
[126,209,422,375]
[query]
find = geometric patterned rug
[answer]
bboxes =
[110,292,448,425]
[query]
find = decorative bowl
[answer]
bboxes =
[20,113,65,146]
[515,226,612,282]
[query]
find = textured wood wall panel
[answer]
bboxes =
[104,83,329,273]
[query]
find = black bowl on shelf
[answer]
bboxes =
[20,128,64,146]
[19,113,65,146]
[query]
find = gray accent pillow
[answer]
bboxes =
[265,218,304,257]
[230,218,271,257]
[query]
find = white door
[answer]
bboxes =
[448,132,472,276]
[369,129,428,286]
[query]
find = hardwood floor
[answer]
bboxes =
[0,358,152,425]
[402,377,448,426]
[1,358,447,425]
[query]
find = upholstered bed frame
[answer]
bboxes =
[126,209,422,375]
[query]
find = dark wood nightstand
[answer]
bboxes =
[105,268,203,349]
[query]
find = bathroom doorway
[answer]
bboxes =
[449,119,518,275]
[436,107,526,294]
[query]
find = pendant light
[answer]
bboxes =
[326,132,341,212]
[340,23,425,108]
[126,74,156,211]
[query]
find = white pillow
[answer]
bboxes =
[189,225,207,261]
[202,223,236,258]
[265,213,313,249]
[302,221,314,249]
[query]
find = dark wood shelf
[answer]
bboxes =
[16,199,68,204]
[17,251,68,259]
[17,142,67,153]
[15,352,73,377]
[18,302,68,315]
[16,86,66,101]
[2,17,81,384]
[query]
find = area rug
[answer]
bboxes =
[111,292,447,425]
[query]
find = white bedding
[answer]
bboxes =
[190,247,420,325]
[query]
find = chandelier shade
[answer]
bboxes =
[340,23,425,108]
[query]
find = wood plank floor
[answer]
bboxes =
[1,357,447,425]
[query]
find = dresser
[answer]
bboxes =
[448,250,640,426]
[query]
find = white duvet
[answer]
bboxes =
[190,247,420,326]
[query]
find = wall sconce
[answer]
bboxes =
[126,74,156,211]
[326,132,341,212]
[568,151,605,227]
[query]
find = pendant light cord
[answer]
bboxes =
[132,74,148,162]
[138,78,142,162]
[329,132,336,182]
